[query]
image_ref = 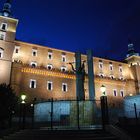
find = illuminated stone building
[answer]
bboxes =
[0,1,140,107]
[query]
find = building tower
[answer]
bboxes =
[0,0,18,84]
[125,40,140,94]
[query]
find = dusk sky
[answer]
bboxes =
[1,0,140,61]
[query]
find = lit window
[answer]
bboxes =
[32,49,37,56]
[119,76,124,80]
[99,61,103,69]
[1,23,7,31]
[119,66,123,73]
[62,54,66,62]
[99,73,104,78]
[110,75,115,79]
[0,31,6,40]
[62,83,67,92]
[48,52,52,60]
[113,89,117,96]
[120,90,124,97]
[0,48,4,58]
[31,62,37,68]
[30,79,36,88]
[47,81,53,91]
[14,46,20,54]
[109,64,113,71]
[61,66,67,72]
[47,64,53,70]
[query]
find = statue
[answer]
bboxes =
[69,59,86,100]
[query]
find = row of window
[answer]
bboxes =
[30,79,124,97]
[99,61,123,73]
[30,62,67,72]
[98,73,124,80]
[15,47,67,62]
[30,79,68,92]
[105,89,124,97]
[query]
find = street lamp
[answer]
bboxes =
[20,93,27,129]
[21,93,27,104]
[100,85,106,96]
[100,85,109,129]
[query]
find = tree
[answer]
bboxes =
[0,83,18,128]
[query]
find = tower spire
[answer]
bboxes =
[126,39,139,58]
[0,0,12,17]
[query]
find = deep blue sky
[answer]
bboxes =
[1,0,140,61]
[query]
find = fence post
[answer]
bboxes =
[134,103,138,124]
[51,98,53,130]
[100,96,109,130]
[77,99,80,130]
[22,103,26,129]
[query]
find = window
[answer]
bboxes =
[110,75,115,79]
[32,49,37,56]
[0,32,6,40]
[61,66,67,72]
[119,66,123,73]
[62,54,66,62]
[99,73,104,78]
[120,90,124,97]
[1,23,7,31]
[48,52,52,60]
[30,79,36,88]
[99,61,103,69]
[47,64,53,70]
[31,62,37,68]
[109,64,113,71]
[47,81,53,91]
[14,46,20,54]
[119,76,124,80]
[0,48,4,58]
[62,83,67,92]
[113,89,117,96]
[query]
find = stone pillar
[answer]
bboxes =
[87,50,95,100]
[75,52,85,100]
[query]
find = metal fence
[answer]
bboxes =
[10,96,140,130]
[34,99,102,129]
[10,99,102,130]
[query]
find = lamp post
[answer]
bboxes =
[31,98,36,129]
[100,85,109,130]
[20,93,27,129]
[100,85,106,96]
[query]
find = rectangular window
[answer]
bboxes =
[0,49,4,58]
[113,89,117,96]
[62,83,67,92]
[30,79,36,88]
[120,90,124,97]
[14,46,20,54]
[0,32,6,40]
[62,54,66,62]
[109,64,113,71]
[99,62,103,69]
[32,49,37,56]
[47,81,53,91]
[1,23,7,31]
[48,52,52,60]
[119,66,123,73]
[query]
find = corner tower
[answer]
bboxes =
[125,40,140,94]
[0,0,18,84]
